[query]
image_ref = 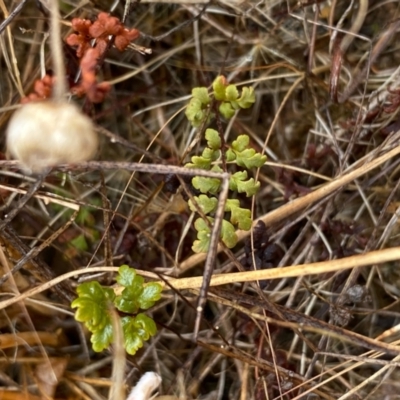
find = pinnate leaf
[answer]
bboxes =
[72,266,161,354]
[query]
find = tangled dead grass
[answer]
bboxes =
[2,0,400,399]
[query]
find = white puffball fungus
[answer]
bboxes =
[6,101,98,174]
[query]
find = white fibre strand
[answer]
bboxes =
[126,372,162,400]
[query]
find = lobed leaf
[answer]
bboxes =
[225,198,240,212]
[115,265,162,314]
[229,171,260,197]
[229,171,248,192]
[231,135,250,152]
[212,75,227,101]
[201,147,220,162]
[219,102,236,119]
[122,314,157,355]
[226,149,236,162]
[185,98,208,127]
[236,86,255,108]
[71,281,115,331]
[185,155,212,170]
[91,323,113,352]
[230,206,252,230]
[71,281,115,352]
[234,148,267,169]
[221,220,238,248]
[138,283,163,310]
[192,217,212,253]
[205,128,221,150]
[188,195,218,214]
[225,84,239,101]
[237,178,260,197]
[192,176,221,195]
[192,87,210,105]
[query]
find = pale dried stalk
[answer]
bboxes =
[3,246,400,311]
[48,0,66,101]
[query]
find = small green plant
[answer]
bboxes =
[71,265,162,355]
[185,76,267,253]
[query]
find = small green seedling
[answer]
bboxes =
[185,76,266,252]
[72,265,162,355]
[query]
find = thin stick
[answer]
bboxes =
[48,0,67,101]
[0,0,28,35]
[0,174,47,231]
[193,173,230,340]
